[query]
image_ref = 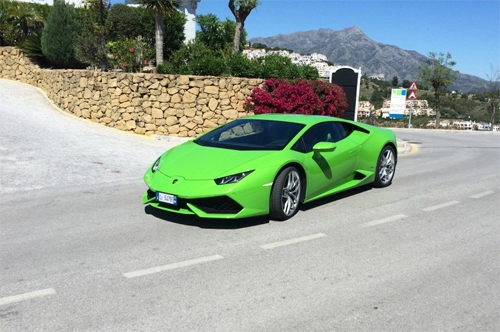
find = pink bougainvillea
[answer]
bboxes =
[245,78,348,117]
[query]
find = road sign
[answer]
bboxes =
[389,89,407,118]
[408,81,418,91]
[407,90,418,100]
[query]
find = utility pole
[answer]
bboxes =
[99,0,107,71]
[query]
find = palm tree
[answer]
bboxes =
[138,0,181,65]
[228,0,258,55]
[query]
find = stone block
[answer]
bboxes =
[126,120,136,130]
[183,92,196,103]
[204,86,219,94]
[171,94,181,103]
[184,108,196,117]
[177,76,189,85]
[152,108,163,118]
[145,123,157,131]
[208,98,219,111]
[166,116,178,126]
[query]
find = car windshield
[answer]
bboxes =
[194,119,306,151]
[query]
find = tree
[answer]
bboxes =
[195,14,245,55]
[418,52,458,127]
[402,79,411,89]
[0,1,47,46]
[74,1,109,68]
[391,76,398,87]
[105,4,142,41]
[228,0,258,55]
[196,14,232,53]
[41,0,81,68]
[485,65,500,129]
[137,0,181,65]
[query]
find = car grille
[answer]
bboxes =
[148,190,243,214]
[188,196,243,214]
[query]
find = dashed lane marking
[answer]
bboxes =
[123,255,224,278]
[360,214,408,227]
[470,191,495,199]
[422,201,460,212]
[0,288,56,306]
[260,233,326,250]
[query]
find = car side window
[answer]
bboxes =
[292,122,353,153]
[331,122,347,141]
[338,122,353,138]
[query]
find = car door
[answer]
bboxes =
[293,122,360,199]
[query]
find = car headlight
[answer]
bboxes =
[151,157,161,173]
[214,170,254,185]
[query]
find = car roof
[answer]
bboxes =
[245,113,345,125]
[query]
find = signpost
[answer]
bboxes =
[407,81,418,128]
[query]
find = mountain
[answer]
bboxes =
[249,27,490,93]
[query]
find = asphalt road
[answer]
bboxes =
[1,79,499,331]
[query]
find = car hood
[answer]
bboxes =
[157,141,276,180]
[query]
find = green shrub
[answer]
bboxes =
[252,54,318,80]
[107,36,153,72]
[298,64,320,80]
[227,52,257,77]
[156,61,175,74]
[188,55,228,76]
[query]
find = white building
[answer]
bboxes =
[242,49,338,78]
[13,0,85,7]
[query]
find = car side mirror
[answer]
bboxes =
[313,142,337,156]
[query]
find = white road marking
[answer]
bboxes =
[0,288,56,306]
[123,255,224,278]
[260,233,326,250]
[422,200,460,212]
[470,191,495,199]
[360,214,407,227]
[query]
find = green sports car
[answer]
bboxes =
[142,114,397,220]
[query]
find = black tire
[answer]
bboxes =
[374,145,396,188]
[270,166,302,220]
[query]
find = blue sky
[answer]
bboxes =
[196,0,500,80]
[117,0,499,80]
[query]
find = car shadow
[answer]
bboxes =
[144,185,374,228]
[300,184,373,211]
[144,205,270,229]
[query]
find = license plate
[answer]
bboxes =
[156,192,177,206]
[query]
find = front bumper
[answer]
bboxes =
[142,170,273,219]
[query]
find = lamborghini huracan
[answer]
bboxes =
[142,114,397,220]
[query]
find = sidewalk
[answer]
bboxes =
[397,139,412,155]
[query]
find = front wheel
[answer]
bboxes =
[374,146,396,188]
[270,167,302,220]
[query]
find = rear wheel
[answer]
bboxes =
[270,167,302,220]
[374,145,396,187]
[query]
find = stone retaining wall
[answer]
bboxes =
[0,47,264,137]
